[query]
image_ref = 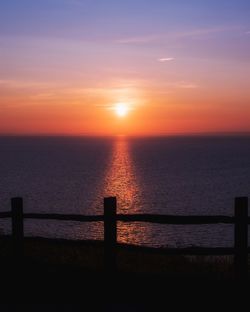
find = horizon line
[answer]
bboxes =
[1,131,250,138]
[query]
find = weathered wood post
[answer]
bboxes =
[104,197,117,274]
[11,197,24,261]
[234,197,248,280]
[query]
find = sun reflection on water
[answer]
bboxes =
[103,137,150,245]
[103,137,140,213]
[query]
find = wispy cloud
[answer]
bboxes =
[0,79,53,89]
[116,35,160,44]
[116,26,242,45]
[246,31,250,35]
[177,82,198,89]
[174,26,241,38]
[29,93,57,100]
[158,58,175,62]
[169,81,199,89]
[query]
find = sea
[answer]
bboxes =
[0,135,250,248]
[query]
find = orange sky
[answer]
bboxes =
[1,1,250,136]
[1,78,250,136]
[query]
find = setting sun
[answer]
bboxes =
[115,103,129,117]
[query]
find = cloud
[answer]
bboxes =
[116,35,159,44]
[116,26,242,45]
[29,93,56,100]
[174,26,241,38]
[0,79,52,89]
[246,31,250,35]
[160,81,198,89]
[175,81,198,89]
[158,58,175,62]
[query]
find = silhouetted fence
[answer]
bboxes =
[0,196,249,279]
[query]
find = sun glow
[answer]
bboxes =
[115,103,129,117]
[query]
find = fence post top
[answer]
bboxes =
[11,197,23,205]
[235,197,248,209]
[104,196,116,201]
[235,196,248,201]
[104,197,117,205]
[104,197,117,216]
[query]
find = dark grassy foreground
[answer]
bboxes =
[0,236,249,310]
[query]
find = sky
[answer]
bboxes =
[0,0,250,136]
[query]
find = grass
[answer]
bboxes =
[0,235,249,305]
[0,236,235,279]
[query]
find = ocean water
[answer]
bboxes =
[0,135,250,248]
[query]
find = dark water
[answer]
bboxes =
[0,136,250,247]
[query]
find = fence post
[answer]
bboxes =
[11,197,24,261]
[234,197,248,280]
[104,197,117,274]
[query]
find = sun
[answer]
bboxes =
[115,103,129,117]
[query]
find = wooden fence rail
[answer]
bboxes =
[0,196,248,279]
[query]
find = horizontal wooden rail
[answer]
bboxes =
[0,212,249,225]
[117,214,236,224]
[17,213,250,225]
[0,211,11,218]
[23,213,103,222]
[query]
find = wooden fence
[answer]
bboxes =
[0,196,249,279]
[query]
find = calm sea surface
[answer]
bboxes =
[0,136,250,247]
